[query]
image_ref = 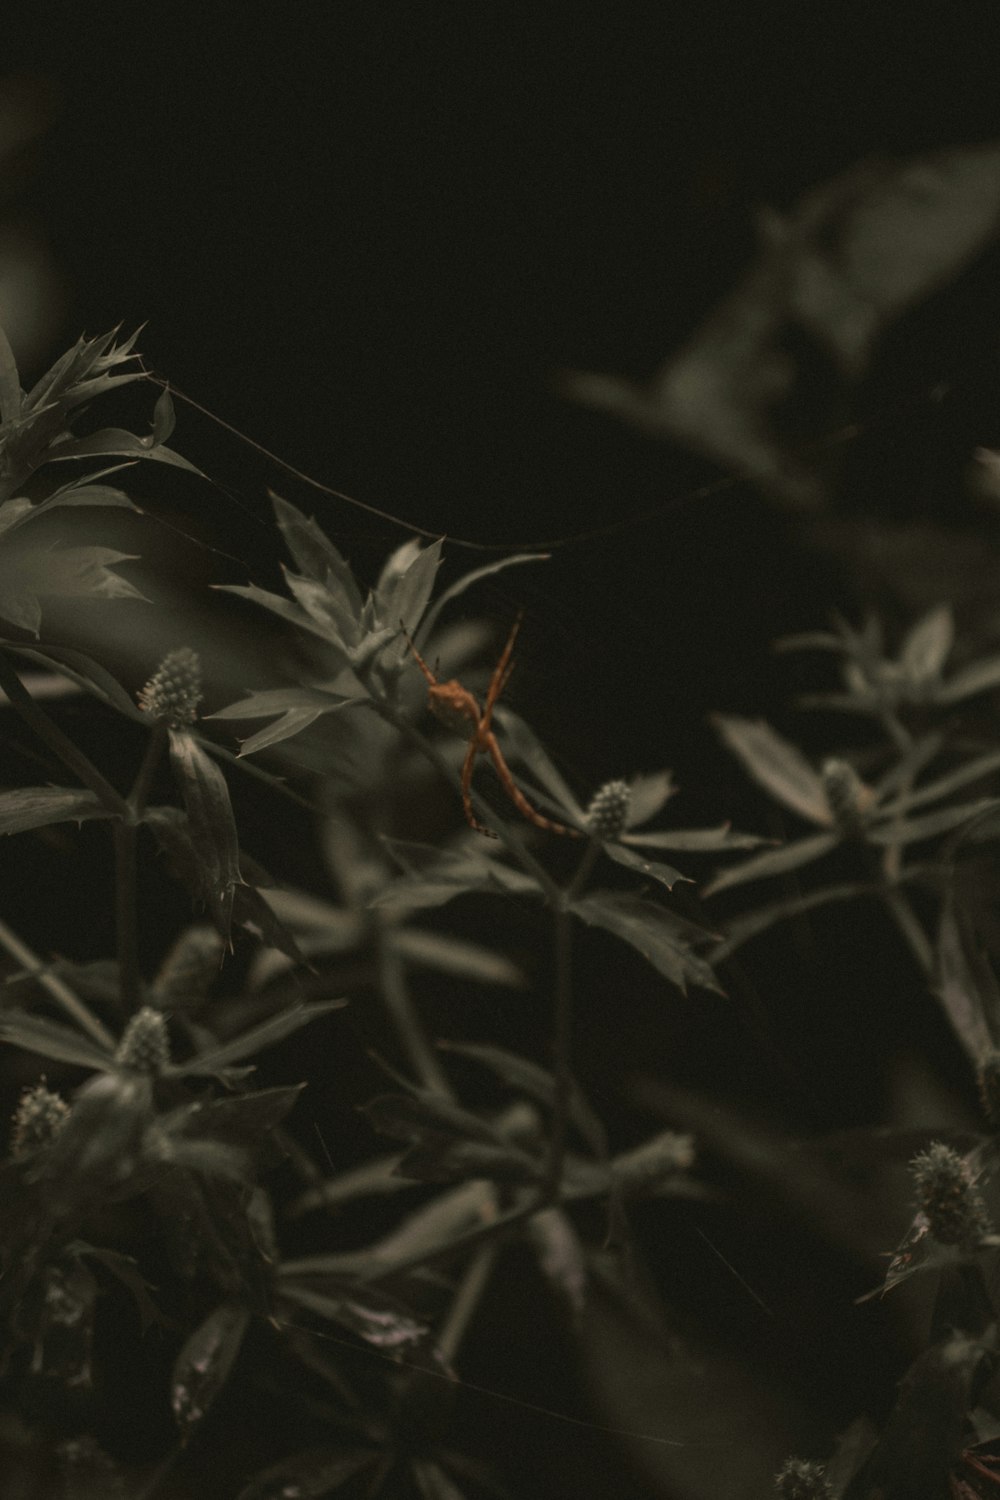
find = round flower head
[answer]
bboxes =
[909,1140,992,1247]
[137,647,203,726]
[585,779,632,841]
[774,1458,833,1499]
[116,1006,171,1075]
[11,1082,70,1157]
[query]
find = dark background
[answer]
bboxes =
[6,5,1000,929]
[6,8,1000,743]
[7,9,1000,1496]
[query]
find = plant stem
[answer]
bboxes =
[565,837,600,902]
[881,886,934,974]
[436,1241,499,1367]
[375,926,452,1097]
[113,819,141,1012]
[0,651,128,816]
[363,1197,539,1283]
[130,717,167,810]
[0,915,115,1049]
[541,898,573,1204]
[113,719,167,1013]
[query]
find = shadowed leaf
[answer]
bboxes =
[169,1000,345,1077]
[237,1448,376,1500]
[0,1010,113,1070]
[703,830,840,897]
[604,840,691,891]
[168,728,243,939]
[934,900,999,1066]
[171,1301,250,1436]
[713,715,831,825]
[271,492,363,611]
[0,786,111,836]
[438,1039,608,1157]
[572,890,722,995]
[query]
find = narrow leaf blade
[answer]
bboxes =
[712,714,831,825]
[172,1000,346,1076]
[171,1301,251,1436]
[0,1010,113,1070]
[0,786,111,836]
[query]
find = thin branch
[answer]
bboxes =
[0,915,115,1050]
[436,1241,499,1367]
[375,926,452,1097]
[113,820,141,1012]
[541,899,573,1204]
[0,651,128,816]
[881,886,934,974]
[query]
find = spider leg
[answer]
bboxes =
[482,657,516,733]
[484,731,578,837]
[399,619,438,687]
[461,733,497,838]
[482,612,523,718]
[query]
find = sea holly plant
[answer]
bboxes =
[777,604,1000,721]
[9,320,1000,1499]
[0,322,199,637]
[704,697,1000,976]
[0,335,736,1498]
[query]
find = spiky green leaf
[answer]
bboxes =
[0,785,111,835]
[603,840,691,891]
[571,890,722,995]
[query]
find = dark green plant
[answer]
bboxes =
[7,320,1000,1499]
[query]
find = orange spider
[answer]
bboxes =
[401,613,579,839]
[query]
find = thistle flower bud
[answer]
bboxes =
[153,924,224,1005]
[909,1140,992,1247]
[137,647,202,726]
[979,1050,1000,1131]
[821,757,873,834]
[115,1006,170,1075]
[11,1083,69,1157]
[774,1458,833,1499]
[585,779,631,840]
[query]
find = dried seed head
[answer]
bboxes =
[821,757,873,833]
[909,1140,992,1247]
[774,1458,833,1499]
[11,1083,69,1157]
[153,924,224,1004]
[979,1050,1000,1131]
[585,779,632,840]
[115,1006,170,1075]
[137,647,202,726]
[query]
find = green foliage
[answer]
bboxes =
[6,317,1000,1500]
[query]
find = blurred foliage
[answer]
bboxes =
[8,134,1000,1496]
